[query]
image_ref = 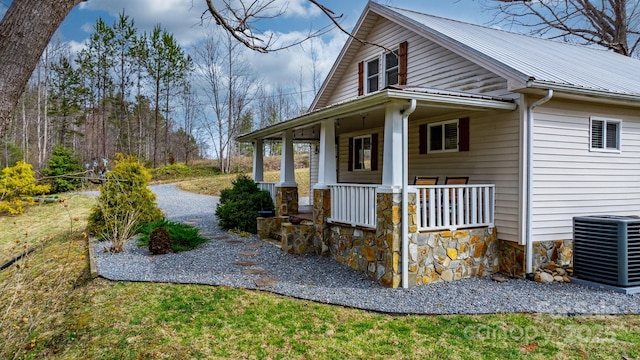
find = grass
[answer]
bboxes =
[0,194,95,264]
[179,167,311,198]
[2,189,640,358]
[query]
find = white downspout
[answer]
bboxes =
[402,98,417,289]
[525,90,553,279]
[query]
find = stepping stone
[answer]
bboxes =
[246,244,262,249]
[235,260,261,266]
[226,240,243,244]
[254,277,279,287]
[239,251,259,256]
[242,268,268,275]
[491,274,509,283]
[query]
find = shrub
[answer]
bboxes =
[0,161,50,215]
[137,218,208,252]
[215,174,274,233]
[42,145,83,194]
[87,154,163,249]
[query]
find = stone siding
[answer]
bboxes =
[406,227,499,286]
[275,186,298,216]
[282,222,315,254]
[499,239,574,277]
[257,216,284,241]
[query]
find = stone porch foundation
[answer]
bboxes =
[257,190,574,288]
[499,239,573,278]
[275,186,298,216]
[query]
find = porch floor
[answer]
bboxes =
[293,205,313,220]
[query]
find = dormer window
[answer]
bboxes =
[364,50,398,94]
[358,41,408,96]
[366,58,380,92]
[385,50,399,86]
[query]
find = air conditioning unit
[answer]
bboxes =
[573,215,640,287]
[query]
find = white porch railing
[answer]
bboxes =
[257,181,276,204]
[410,184,495,231]
[328,184,378,228]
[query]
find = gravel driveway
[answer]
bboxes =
[93,183,640,315]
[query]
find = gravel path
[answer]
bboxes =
[93,183,640,315]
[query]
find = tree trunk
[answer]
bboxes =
[0,0,85,139]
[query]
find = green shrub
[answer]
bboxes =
[215,174,274,233]
[0,161,50,215]
[137,218,208,252]
[87,154,163,246]
[42,145,83,194]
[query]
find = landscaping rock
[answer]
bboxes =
[149,227,172,255]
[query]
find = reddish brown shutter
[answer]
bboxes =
[348,137,354,171]
[399,41,408,85]
[459,117,470,152]
[371,133,379,171]
[419,123,428,154]
[358,61,364,96]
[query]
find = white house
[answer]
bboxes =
[238,1,640,288]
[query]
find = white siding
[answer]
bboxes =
[408,110,522,243]
[325,17,509,106]
[532,100,640,241]
[337,127,384,184]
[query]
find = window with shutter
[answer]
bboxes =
[590,117,621,152]
[420,118,469,154]
[427,119,460,153]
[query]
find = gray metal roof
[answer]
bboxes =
[376,3,640,98]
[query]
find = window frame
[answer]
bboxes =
[428,119,459,153]
[365,58,380,94]
[384,49,399,87]
[364,48,399,94]
[590,116,621,153]
[352,135,372,171]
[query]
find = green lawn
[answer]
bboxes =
[1,178,640,359]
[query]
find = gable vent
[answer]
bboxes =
[573,215,640,287]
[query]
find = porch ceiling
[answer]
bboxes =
[237,88,517,142]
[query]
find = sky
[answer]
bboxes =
[41,0,492,105]
[0,0,493,133]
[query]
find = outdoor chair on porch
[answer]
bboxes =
[414,176,438,203]
[444,176,469,185]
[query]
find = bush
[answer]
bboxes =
[42,145,83,194]
[215,174,274,233]
[137,218,208,252]
[87,154,163,249]
[0,161,50,215]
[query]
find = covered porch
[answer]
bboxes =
[240,88,516,288]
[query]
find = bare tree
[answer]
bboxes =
[0,0,354,138]
[483,0,640,57]
[195,31,256,173]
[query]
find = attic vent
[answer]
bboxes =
[573,215,640,287]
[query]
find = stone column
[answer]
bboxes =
[375,102,406,288]
[252,139,264,182]
[375,191,402,288]
[276,129,298,216]
[313,188,331,256]
[312,119,337,256]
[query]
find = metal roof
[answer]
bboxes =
[377,3,640,98]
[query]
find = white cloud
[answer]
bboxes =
[79,0,207,46]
